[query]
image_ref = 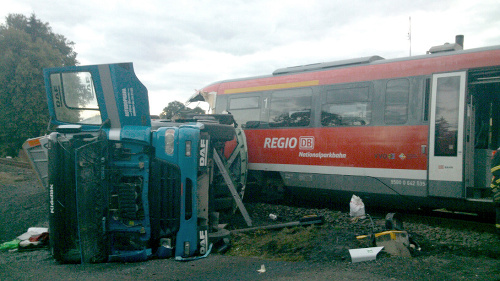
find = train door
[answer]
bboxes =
[467,67,500,200]
[428,72,466,198]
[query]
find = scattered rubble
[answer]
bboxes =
[1,163,500,280]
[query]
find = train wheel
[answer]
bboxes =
[262,178,286,202]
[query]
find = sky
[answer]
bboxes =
[2,0,500,115]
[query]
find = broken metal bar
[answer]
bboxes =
[213,148,252,227]
[231,216,324,233]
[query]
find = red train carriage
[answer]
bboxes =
[191,36,500,214]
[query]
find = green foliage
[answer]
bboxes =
[0,13,77,156]
[160,100,205,119]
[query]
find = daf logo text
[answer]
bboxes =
[199,139,208,166]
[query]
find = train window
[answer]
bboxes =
[434,76,461,157]
[229,96,259,110]
[321,86,371,126]
[326,86,370,103]
[214,95,228,114]
[228,96,261,127]
[268,88,312,127]
[423,78,431,121]
[384,79,409,124]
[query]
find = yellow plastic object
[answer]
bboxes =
[356,230,410,248]
[374,230,409,247]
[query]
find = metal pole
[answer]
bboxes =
[408,16,412,56]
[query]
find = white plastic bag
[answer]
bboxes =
[349,195,366,218]
[17,227,48,241]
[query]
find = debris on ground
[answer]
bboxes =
[0,239,21,251]
[349,246,384,263]
[349,194,365,219]
[1,227,48,252]
[2,163,500,281]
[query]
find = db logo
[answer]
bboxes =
[299,136,314,150]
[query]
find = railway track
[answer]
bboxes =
[2,157,494,234]
[0,158,31,169]
[1,165,498,281]
[1,159,498,269]
[0,156,495,248]
[242,190,498,235]
[232,200,500,261]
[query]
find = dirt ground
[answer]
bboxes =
[1,163,500,281]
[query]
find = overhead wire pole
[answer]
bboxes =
[408,16,412,56]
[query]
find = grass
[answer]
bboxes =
[228,225,321,261]
[0,172,25,184]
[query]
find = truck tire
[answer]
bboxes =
[213,196,234,211]
[201,123,235,142]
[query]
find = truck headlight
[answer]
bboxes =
[165,129,175,155]
[185,140,192,157]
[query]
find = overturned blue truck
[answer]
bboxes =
[26,63,250,263]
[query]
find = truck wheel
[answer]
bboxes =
[201,123,235,142]
[213,197,234,210]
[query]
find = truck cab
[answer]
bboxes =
[39,63,248,263]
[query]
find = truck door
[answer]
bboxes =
[428,71,466,198]
[45,63,150,131]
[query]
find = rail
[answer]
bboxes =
[0,158,31,169]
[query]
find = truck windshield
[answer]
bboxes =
[50,72,102,125]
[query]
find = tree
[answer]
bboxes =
[160,101,205,119]
[0,14,77,156]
